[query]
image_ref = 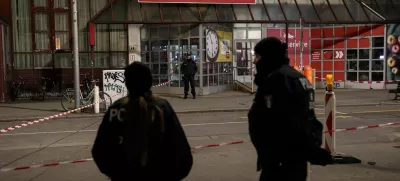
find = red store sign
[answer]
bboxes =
[311,51,321,60]
[266,28,310,66]
[138,0,256,4]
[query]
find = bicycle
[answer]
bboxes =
[60,79,112,113]
[11,76,24,101]
[31,77,51,101]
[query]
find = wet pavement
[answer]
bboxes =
[0,104,399,181]
[0,89,398,122]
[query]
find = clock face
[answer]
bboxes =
[206,30,219,62]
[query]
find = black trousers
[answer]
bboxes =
[259,161,307,181]
[183,75,195,96]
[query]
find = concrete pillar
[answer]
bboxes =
[128,24,142,64]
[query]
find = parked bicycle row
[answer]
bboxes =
[60,73,112,113]
[10,73,109,104]
[11,76,59,101]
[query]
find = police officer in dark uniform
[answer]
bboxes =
[248,37,332,181]
[92,62,193,181]
[180,53,198,99]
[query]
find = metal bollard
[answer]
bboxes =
[94,86,100,114]
[312,69,316,90]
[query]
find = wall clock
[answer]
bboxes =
[206,29,219,62]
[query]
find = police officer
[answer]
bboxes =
[92,62,193,181]
[248,37,332,181]
[180,53,198,99]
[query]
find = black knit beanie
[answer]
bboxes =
[124,62,152,96]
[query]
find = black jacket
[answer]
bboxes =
[180,59,198,77]
[92,96,193,181]
[248,65,331,169]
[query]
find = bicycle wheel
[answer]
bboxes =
[11,88,19,101]
[99,91,112,113]
[61,89,77,111]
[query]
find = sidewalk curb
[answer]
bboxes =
[0,102,398,122]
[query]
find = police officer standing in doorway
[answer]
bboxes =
[180,53,198,99]
[248,37,332,181]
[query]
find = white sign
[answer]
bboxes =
[103,70,127,103]
[283,32,294,39]
[323,81,344,89]
[129,54,135,64]
[335,51,344,59]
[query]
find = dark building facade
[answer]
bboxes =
[1,0,400,102]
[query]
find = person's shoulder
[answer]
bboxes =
[269,65,304,82]
[110,96,129,108]
[152,97,173,109]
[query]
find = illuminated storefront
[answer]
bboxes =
[1,0,400,101]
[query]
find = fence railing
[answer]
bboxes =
[232,66,255,93]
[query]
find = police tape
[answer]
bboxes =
[2,120,400,172]
[0,140,247,172]
[324,121,400,133]
[315,77,399,84]
[0,158,94,172]
[0,79,173,135]
[191,140,246,150]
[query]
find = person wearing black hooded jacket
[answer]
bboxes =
[248,37,332,181]
[180,53,198,99]
[92,62,193,181]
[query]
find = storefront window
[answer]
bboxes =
[372,49,384,59]
[359,49,369,59]
[372,37,384,48]
[358,61,369,71]
[371,60,384,71]
[346,61,357,71]
[346,49,357,59]
[359,72,369,81]
[346,72,357,81]
[140,25,225,88]
[372,72,383,81]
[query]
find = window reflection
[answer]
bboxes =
[150,63,159,74]
[160,52,168,63]
[359,49,369,59]
[180,39,189,49]
[151,40,168,51]
[372,60,383,70]
[151,52,160,63]
[190,38,199,49]
[346,72,357,81]
[346,61,357,70]
[140,26,233,88]
[358,61,369,71]
[372,49,384,59]
[359,72,369,81]
[169,40,179,51]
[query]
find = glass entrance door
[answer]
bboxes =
[234,41,256,86]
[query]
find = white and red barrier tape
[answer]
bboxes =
[315,77,399,84]
[191,140,245,150]
[0,79,173,135]
[1,121,400,172]
[0,140,246,172]
[0,158,94,172]
[324,121,400,133]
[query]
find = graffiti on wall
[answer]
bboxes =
[103,70,127,103]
